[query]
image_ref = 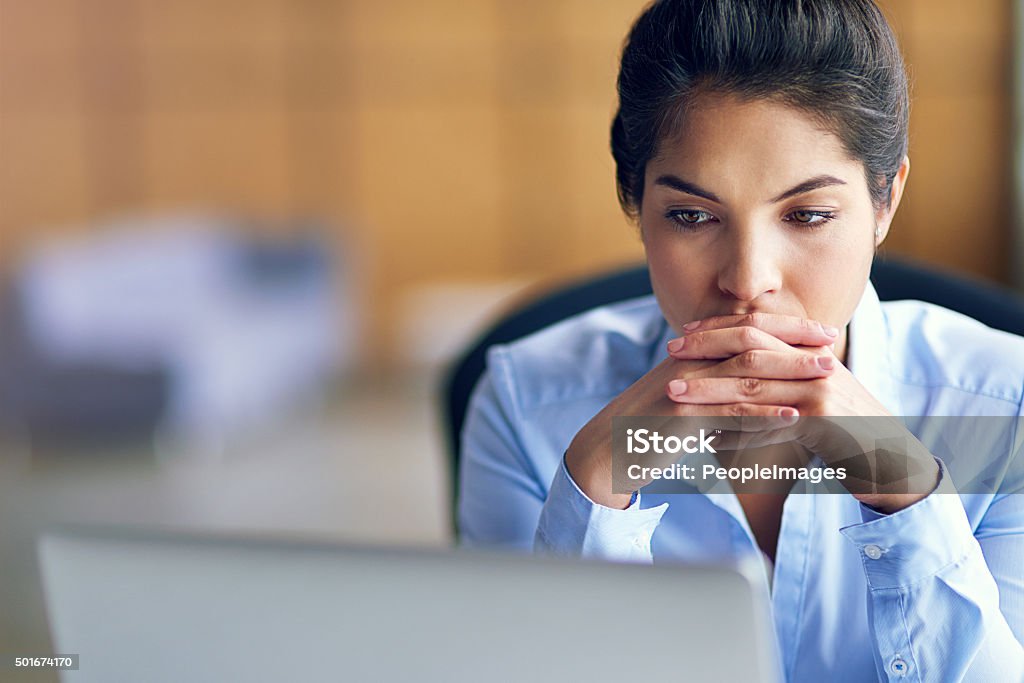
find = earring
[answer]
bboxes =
[875,227,882,241]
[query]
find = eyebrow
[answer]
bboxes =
[652,173,847,204]
[768,175,847,203]
[653,175,721,203]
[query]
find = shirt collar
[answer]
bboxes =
[648,280,903,415]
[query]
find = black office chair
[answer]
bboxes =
[441,256,1024,533]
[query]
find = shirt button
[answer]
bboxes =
[890,657,909,676]
[864,544,884,560]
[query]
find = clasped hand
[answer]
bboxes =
[664,312,873,418]
[565,313,940,513]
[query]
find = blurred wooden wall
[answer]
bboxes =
[879,0,1016,283]
[0,0,1016,363]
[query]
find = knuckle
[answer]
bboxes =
[806,379,830,410]
[738,377,762,396]
[740,326,761,347]
[738,350,760,372]
[728,403,750,417]
[741,312,760,328]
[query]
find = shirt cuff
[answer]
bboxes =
[839,458,976,590]
[534,455,669,562]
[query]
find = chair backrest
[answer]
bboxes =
[441,256,1024,533]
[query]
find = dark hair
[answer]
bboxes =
[611,0,909,217]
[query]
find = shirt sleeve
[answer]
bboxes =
[534,456,668,562]
[458,348,668,560]
[839,459,1024,682]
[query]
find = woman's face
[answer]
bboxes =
[639,94,909,363]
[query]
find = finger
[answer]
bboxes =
[667,376,815,406]
[667,401,800,424]
[679,312,839,347]
[643,412,804,450]
[683,349,836,380]
[666,325,792,360]
[651,410,797,435]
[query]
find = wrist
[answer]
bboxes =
[565,442,634,510]
[852,457,941,514]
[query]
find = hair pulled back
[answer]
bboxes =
[611,0,909,216]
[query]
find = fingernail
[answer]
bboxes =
[683,321,701,331]
[668,380,688,395]
[779,407,799,420]
[822,324,839,337]
[816,356,834,371]
[668,338,685,353]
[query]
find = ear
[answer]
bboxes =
[874,156,910,246]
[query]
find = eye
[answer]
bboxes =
[785,209,837,225]
[666,209,717,230]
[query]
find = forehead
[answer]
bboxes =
[648,93,862,189]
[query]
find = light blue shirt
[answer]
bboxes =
[459,281,1024,682]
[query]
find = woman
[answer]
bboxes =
[459,1,1024,680]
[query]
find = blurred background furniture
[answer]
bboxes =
[0,215,353,451]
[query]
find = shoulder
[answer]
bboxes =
[485,294,667,413]
[882,299,1024,407]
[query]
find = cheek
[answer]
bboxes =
[641,227,714,326]
[642,227,704,284]
[791,226,874,321]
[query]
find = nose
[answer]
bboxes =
[716,226,783,304]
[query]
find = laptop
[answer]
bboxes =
[39,526,782,682]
